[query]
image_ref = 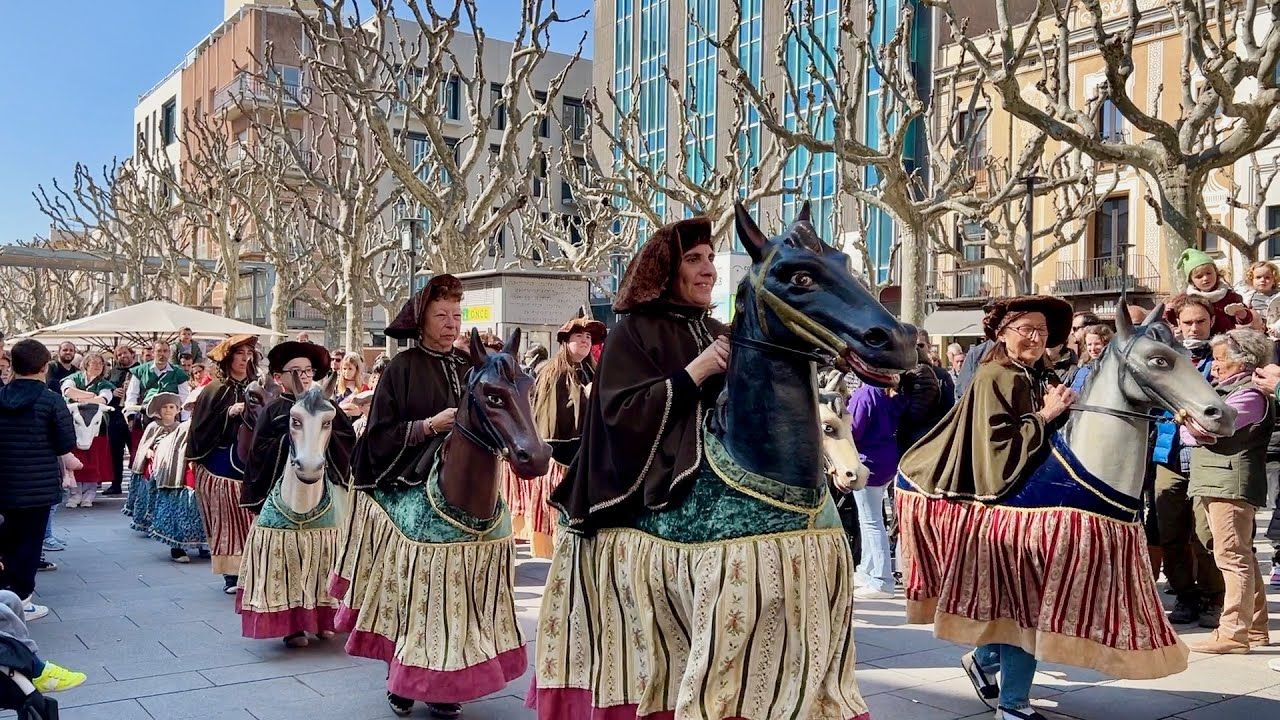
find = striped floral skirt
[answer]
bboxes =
[237,481,340,639]
[193,465,254,575]
[895,437,1188,680]
[500,462,567,559]
[125,473,158,534]
[151,487,207,553]
[329,480,526,704]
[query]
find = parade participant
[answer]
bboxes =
[103,345,138,497]
[1176,248,1252,334]
[124,393,181,535]
[58,354,116,508]
[44,343,78,393]
[125,341,190,416]
[238,341,353,648]
[187,335,258,594]
[151,391,206,563]
[171,327,203,363]
[505,308,604,558]
[1181,329,1272,653]
[897,296,1231,719]
[335,276,531,719]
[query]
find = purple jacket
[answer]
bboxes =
[848,385,904,488]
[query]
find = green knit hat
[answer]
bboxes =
[1176,248,1217,281]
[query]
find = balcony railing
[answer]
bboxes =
[214,74,311,116]
[1052,254,1161,295]
[929,267,1010,301]
[227,142,314,173]
[287,302,377,323]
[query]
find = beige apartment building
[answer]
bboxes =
[930,0,1245,334]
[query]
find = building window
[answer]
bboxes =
[562,97,586,141]
[561,178,574,203]
[161,99,177,146]
[1198,229,1220,253]
[535,91,551,138]
[1267,205,1280,258]
[490,83,506,130]
[533,154,547,197]
[1099,98,1124,142]
[489,223,506,257]
[136,122,144,153]
[489,143,501,158]
[956,107,988,170]
[1092,195,1129,262]
[403,131,430,183]
[685,0,717,184]
[442,76,462,121]
[443,137,460,184]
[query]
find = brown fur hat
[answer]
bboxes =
[982,295,1073,347]
[613,217,713,313]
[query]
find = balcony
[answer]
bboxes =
[1052,254,1161,296]
[929,267,1010,302]
[214,74,311,119]
[286,301,377,326]
[227,142,314,176]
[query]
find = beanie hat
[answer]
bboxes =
[1176,248,1217,282]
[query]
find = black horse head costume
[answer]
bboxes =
[732,201,916,384]
[456,327,552,481]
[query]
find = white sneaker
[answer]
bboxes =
[997,707,1047,720]
[63,501,77,509]
[22,601,49,622]
[1269,565,1280,588]
[81,501,93,508]
[854,587,896,600]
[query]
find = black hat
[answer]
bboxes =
[385,274,464,340]
[267,341,331,381]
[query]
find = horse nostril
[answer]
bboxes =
[845,471,855,478]
[1203,406,1221,419]
[863,327,890,349]
[514,449,531,463]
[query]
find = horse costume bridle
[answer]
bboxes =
[731,244,851,366]
[1067,327,1186,424]
[451,368,513,460]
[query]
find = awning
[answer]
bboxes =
[923,308,987,338]
[16,300,282,345]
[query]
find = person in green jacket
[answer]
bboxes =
[125,341,190,422]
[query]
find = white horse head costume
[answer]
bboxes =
[279,388,336,516]
[69,402,113,451]
[817,373,868,491]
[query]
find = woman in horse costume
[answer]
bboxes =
[331,277,551,719]
[238,342,354,648]
[532,205,916,720]
[503,307,605,558]
[895,296,1234,720]
[188,334,261,594]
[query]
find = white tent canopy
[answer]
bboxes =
[17,300,281,346]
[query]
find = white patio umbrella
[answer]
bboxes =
[16,300,283,347]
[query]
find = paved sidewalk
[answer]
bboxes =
[12,497,1280,719]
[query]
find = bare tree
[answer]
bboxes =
[293,0,589,276]
[930,0,1280,282]
[0,237,108,332]
[1203,154,1280,261]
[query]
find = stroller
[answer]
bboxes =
[0,637,57,719]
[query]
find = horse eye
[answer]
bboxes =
[486,394,504,407]
[323,420,332,428]
[791,271,814,288]
[290,417,301,428]
[1150,357,1170,369]
[822,423,834,434]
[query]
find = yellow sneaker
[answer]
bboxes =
[33,662,86,692]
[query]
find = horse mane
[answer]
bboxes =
[295,387,331,415]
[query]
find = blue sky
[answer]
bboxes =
[0,0,593,243]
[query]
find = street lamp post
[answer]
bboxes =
[400,217,423,298]
[1019,174,1047,293]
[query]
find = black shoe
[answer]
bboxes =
[387,692,413,717]
[36,558,57,572]
[427,703,462,718]
[103,486,123,496]
[997,707,1048,720]
[223,575,238,595]
[1168,599,1200,625]
[1198,604,1222,629]
[961,651,998,708]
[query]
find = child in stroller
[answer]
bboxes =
[0,588,84,719]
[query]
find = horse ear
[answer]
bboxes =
[1115,294,1134,341]
[505,327,522,357]
[795,200,812,226]
[734,202,768,262]
[468,328,487,367]
[1142,302,1165,327]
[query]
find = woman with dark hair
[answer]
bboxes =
[505,309,605,558]
[187,335,260,593]
[897,296,1077,720]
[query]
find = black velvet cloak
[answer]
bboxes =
[187,377,251,469]
[550,302,726,533]
[350,345,470,490]
[240,392,356,512]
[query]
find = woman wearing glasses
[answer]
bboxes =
[188,334,261,594]
[897,296,1076,720]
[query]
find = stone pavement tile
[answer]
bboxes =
[50,598,184,622]
[851,639,914,664]
[79,619,224,651]
[855,625,957,654]
[103,648,262,681]
[1046,683,1210,720]
[1174,694,1280,719]
[866,691,974,720]
[199,645,361,685]
[30,698,153,720]
[457,692,538,719]
[247,689,403,720]
[853,664,932,696]
[887,675,1001,717]
[137,677,321,719]
[295,661,389,697]
[866,647,970,682]
[52,669,213,709]
[1108,652,1280,699]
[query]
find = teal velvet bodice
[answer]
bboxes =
[257,478,339,531]
[369,454,511,544]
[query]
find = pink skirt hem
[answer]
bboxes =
[234,589,338,639]
[526,685,870,720]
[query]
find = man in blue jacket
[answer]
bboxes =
[0,340,75,622]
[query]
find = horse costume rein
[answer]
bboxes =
[736,245,843,366]
[451,371,510,459]
[1067,333,1178,424]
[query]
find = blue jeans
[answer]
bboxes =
[44,503,57,541]
[852,484,893,593]
[974,643,1037,710]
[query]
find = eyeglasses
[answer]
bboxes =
[285,367,316,377]
[1007,325,1050,341]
